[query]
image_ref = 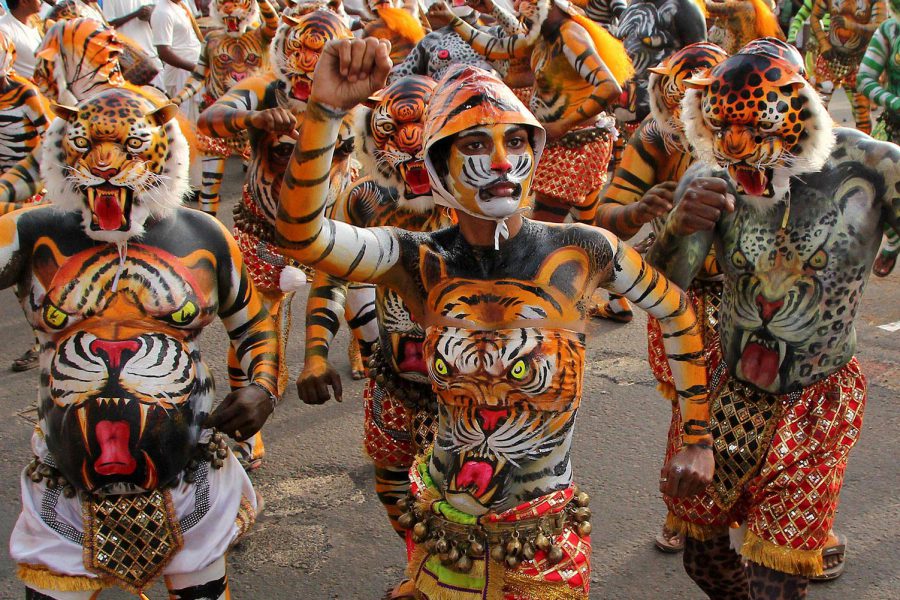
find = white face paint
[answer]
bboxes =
[445,125,535,219]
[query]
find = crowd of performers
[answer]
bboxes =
[0,0,896,598]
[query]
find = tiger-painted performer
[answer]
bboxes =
[809,0,887,133]
[5,86,278,600]
[0,29,51,374]
[596,40,728,552]
[276,39,714,600]
[197,6,352,470]
[363,0,429,63]
[647,38,900,595]
[438,0,630,226]
[173,0,279,216]
[388,0,523,83]
[858,0,900,277]
[574,0,627,29]
[705,0,785,54]
[297,75,456,543]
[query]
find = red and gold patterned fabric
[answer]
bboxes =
[814,53,861,88]
[407,458,591,599]
[532,127,613,207]
[363,378,416,468]
[664,347,866,577]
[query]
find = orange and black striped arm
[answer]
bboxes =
[173,45,209,107]
[857,0,887,38]
[0,150,41,205]
[197,74,274,139]
[596,121,691,239]
[276,101,403,285]
[557,20,622,121]
[212,218,280,397]
[259,0,279,42]
[600,228,710,445]
[448,15,533,60]
[303,269,351,365]
[810,0,831,51]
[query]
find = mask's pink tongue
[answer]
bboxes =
[95,191,124,231]
[456,461,494,498]
[292,80,310,101]
[404,165,431,196]
[735,168,766,196]
[94,420,137,475]
[397,340,427,373]
[740,342,779,388]
[226,18,239,32]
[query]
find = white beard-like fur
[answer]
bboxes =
[681,84,836,201]
[41,117,191,244]
[354,106,435,214]
[210,0,260,36]
[647,72,685,147]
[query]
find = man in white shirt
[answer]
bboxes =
[151,0,202,118]
[0,0,42,79]
[104,0,164,80]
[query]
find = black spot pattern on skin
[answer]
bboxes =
[764,67,782,82]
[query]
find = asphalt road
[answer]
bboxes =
[0,99,895,599]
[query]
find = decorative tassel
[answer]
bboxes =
[749,0,782,38]
[279,265,308,292]
[377,7,426,43]
[741,530,825,577]
[568,13,634,85]
[664,512,729,541]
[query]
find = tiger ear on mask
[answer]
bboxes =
[533,247,591,298]
[361,89,386,110]
[51,103,79,122]
[146,104,180,127]
[419,245,448,291]
[281,13,301,26]
[682,69,714,89]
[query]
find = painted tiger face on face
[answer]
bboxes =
[829,0,879,54]
[682,47,833,199]
[211,0,259,36]
[444,125,535,219]
[271,9,351,109]
[42,88,190,243]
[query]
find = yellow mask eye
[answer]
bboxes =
[168,301,198,325]
[434,357,448,376]
[509,359,528,380]
[808,249,828,270]
[43,304,69,329]
[732,250,748,269]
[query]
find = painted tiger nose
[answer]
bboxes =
[90,166,118,179]
[722,127,755,160]
[89,339,140,369]
[477,408,509,433]
[755,294,784,323]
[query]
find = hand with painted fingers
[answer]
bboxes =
[205,384,275,442]
[659,444,714,498]
[297,356,344,405]
[248,107,299,138]
[309,38,393,112]
[427,1,457,24]
[632,181,677,224]
[668,177,735,236]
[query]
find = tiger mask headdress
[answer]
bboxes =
[211,0,261,36]
[34,18,125,106]
[270,7,352,111]
[356,75,437,211]
[647,42,727,146]
[42,88,190,244]
[681,38,833,201]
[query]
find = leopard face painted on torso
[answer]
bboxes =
[713,129,894,394]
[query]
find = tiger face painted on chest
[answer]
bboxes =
[421,245,591,514]
[682,44,834,200]
[828,0,882,55]
[42,88,189,243]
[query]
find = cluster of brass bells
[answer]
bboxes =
[189,430,229,478]
[25,457,76,498]
[397,487,592,574]
[554,124,611,149]
[367,343,436,411]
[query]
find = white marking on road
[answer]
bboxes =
[877,320,900,332]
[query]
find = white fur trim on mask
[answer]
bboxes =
[40,112,191,244]
[279,265,308,291]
